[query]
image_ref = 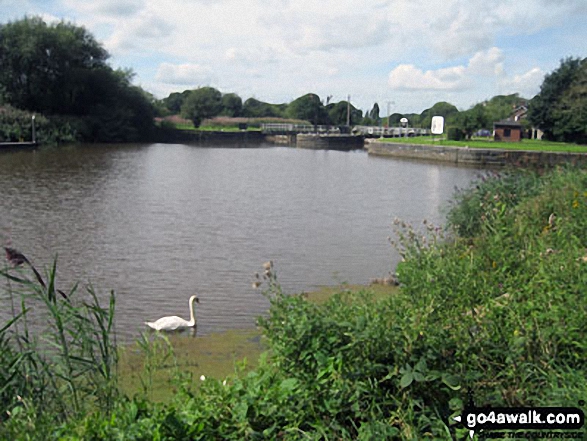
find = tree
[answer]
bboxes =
[181,87,222,127]
[327,101,362,126]
[420,102,459,128]
[162,90,192,114]
[242,98,285,118]
[454,104,488,139]
[0,16,109,114]
[286,93,329,125]
[220,93,243,117]
[529,57,586,143]
[0,16,156,142]
[369,103,380,122]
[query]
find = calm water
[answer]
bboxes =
[0,143,481,340]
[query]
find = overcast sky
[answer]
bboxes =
[2,0,586,114]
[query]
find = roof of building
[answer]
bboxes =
[494,119,522,128]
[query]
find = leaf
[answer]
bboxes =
[400,372,414,388]
[279,378,298,392]
[442,374,461,390]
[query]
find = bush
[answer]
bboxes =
[446,127,464,141]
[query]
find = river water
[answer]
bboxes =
[0,143,482,340]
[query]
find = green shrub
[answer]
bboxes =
[446,126,463,141]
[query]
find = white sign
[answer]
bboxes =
[431,116,444,135]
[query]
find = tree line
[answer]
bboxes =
[0,16,585,144]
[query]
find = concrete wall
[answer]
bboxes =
[296,134,365,151]
[367,141,587,167]
[161,130,266,146]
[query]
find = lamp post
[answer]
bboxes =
[32,115,36,144]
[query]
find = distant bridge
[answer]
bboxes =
[261,123,348,135]
[261,123,430,137]
[353,126,430,138]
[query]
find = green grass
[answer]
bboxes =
[380,136,587,153]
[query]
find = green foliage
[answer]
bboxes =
[420,101,459,128]
[0,16,156,143]
[529,57,587,144]
[483,94,526,123]
[0,16,108,114]
[454,103,489,139]
[242,98,286,118]
[327,100,362,126]
[0,105,80,144]
[180,87,223,128]
[286,93,330,125]
[447,126,464,141]
[162,90,192,114]
[397,167,587,410]
[220,93,243,117]
[0,256,118,435]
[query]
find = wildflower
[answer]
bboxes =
[572,200,579,209]
[200,375,206,381]
[222,380,227,386]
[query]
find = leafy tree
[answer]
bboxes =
[454,104,488,139]
[220,93,243,117]
[369,103,380,122]
[387,113,404,126]
[181,87,222,127]
[420,102,459,128]
[0,16,109,114]
[0,16,155,142]
[242,98,285,118]
[529,57,586,143]
[483,94,525,124]
[286,93,330,125]
[162,90,192,114]
[327,101,362,126]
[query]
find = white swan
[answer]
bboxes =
[145,295,199,331]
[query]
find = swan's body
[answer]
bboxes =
[145,295,199,331]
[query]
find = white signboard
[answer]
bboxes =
[431,116,444,135]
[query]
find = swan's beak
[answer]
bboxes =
[195,297,200,303]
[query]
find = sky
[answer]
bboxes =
[2,0,586,115]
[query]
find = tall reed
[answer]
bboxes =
[0,253,118,425]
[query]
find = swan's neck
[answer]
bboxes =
[188,297,197,326]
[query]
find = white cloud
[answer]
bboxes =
[499,67,544,97]
[388,47,544,105]
[388,65,469,90]
[62,0,144,17]
[14,0,587,111]
[388,47,506,91]
[155,63,215,86]
[103,10,173,53]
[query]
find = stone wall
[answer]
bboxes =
[366,141,587,167]
[296,134,365,151]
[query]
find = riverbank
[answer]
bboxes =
[117,283,400,402]
[366,138,587,167]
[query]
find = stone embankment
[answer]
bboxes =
[366,140,587,167]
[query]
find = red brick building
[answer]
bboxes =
[494,120,522,142]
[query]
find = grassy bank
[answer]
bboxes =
[1,167,586,439]
[380,136,587,153]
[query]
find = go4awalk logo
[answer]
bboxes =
[453,405,585,439]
